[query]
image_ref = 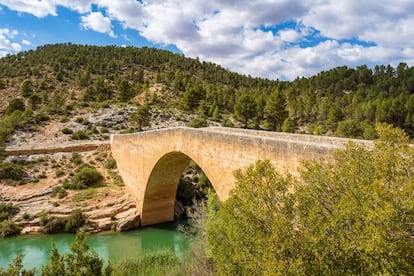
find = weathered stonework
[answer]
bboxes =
[111,127,372,226]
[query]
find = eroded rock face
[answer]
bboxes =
[1,181,140,234]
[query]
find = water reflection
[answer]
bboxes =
[0,223,189,273]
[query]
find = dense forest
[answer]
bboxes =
[0,43,414,142]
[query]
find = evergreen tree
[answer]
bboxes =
[264,91,288,131]
[20,79,33,98]
[117,79,133,102]
[234,93,256,128]
[129,104,151,131]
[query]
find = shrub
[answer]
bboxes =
[55,170,65,177]
[65,209,86,233]
[0,162,27,181]
[65,165,103,189]
[104,158,117,169]
[187,117,207,128]
[5,99,25,115]
[61,127,73,135]
[115,250,180,276]
[0,202,20,221]
[0,219,22,237]
[38,211,49,226]
[43,216,67,234]
[70,153,82,165]
[70,130,89,140]
[58,187,67,199]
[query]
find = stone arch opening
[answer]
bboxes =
[141,151,215,227]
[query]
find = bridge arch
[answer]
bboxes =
[141,151,218,226]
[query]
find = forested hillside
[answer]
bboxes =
[0,43,413,142]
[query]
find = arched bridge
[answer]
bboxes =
[111,127,371,226]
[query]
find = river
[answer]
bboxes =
[0,221,190,273]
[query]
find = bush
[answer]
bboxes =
[42,216,67,234]
[0,162,27,181]
[65,209,86,233]
[0,202,20,221]
[5,99,25,115]
[207,124,414,275]
[104,158,117,169]
[65,165,103,189]
[0,220,22,237]
[115,250,180,276]
[41,231,112,275]
[61,127,73,135]
[58,187,67,199]
[187,117,207,128]
[70,153,82,165]
[70,130,89,140]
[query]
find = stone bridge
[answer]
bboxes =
[111,127,371,226]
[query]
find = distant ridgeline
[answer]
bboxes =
[0,43,413,139]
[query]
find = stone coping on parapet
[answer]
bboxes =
[5,141,111,156]
[110,126,374,151]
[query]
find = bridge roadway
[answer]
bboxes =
[111,127,372,226]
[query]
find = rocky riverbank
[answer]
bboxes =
[0,149,140,235]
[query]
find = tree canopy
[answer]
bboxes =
[206,124,414,275]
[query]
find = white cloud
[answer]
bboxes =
[22,39,31,45]
[0,29,22,54]
[0,0,57,17]
[1,0,414,79]
[80,11,116,37]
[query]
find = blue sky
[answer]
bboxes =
[1,1,414,80]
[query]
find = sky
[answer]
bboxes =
[0,1,414,80]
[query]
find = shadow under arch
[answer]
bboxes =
[141,151,216,227]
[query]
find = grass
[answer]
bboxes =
[72,188,97,202]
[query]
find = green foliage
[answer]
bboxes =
[187,117,207,128]
[264,91,288,131]
[0,162,27,181]
[104,158,117,169]
[62,127,73,135]
[115,250,180,276]
[0,254,35,275]
[234,93,256,128]
[70,153,83,165]
[0,202,20,221]
[28,94,41,109]
[65,165,103,189]
[65,209,87,233]
[70,130,89,140]
[5,99,25,115]
[0,202,21,237]
[181,85,205,111]
[2,44,414,138]
[42,231,112,276]
[129,104,151,131]
[281,117,297,133]
[0,219,22,237]
[42,216,67,234]
[176,179,196,206]
[207,124,414,275]
[20,79,33,98]
[117,79,134,102]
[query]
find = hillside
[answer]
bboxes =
[0,43,413,143]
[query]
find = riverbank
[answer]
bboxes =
[0,149,140,235]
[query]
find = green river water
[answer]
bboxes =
[0,222,190,273]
